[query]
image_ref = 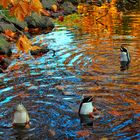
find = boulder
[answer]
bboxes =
[41,0,57,10]
[60,1,77,15]
[25,13,54,30]
[30,44,55,56]
[0,57,11,71]
[0,15,27,32]
[69,0,79,5]
[0,22,16,32]
[0,36,12,56]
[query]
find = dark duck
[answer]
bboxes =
[120,45,130,71]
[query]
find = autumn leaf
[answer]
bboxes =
[4,30,16,38]
[7,63,21,71]
[10,1,31,21]
[108,110,122,116]
[0,0,11,8]
[77,130,90,138]
[41,9,51,16]
[30,0,43,14]
[9,0,43,21]
[58,16,64,22]
[16,35,41,53]
[24,27,29,32]
[51,4,58,12]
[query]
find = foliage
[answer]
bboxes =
[0,0,43,21]
[0,0,46,55]
[16,35,41,54]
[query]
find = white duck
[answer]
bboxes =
[120,45,130,62]
[78,96,95,115]
[13,104,30,127]
[120,45,130,71]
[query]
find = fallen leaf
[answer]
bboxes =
[51,4,58,12]
[77,130,90,138]
[58,16,64,22]
[16,35,41,53]
[41,9,51,16]
[4,30,15,38]
[108,110,122,116]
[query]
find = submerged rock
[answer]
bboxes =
[30,45,55,56]
[0,57,11,72]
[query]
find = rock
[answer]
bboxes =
[0,15,27,32]
[0,57,11,72]
[25,13,54,30]
[0,22,16,32]
[60,1,77,15]
[0,36,12,56]
[30,45,55,56]
[6,18,27,31]
[69,0,79,5]
[41,0,57,10]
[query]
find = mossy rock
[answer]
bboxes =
[60,1,77,15]
[25,13,54,29]
[41,0,57,10]
[0,35,12,56]
[0,22,17,32]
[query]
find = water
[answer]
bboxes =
[0,11,140,139]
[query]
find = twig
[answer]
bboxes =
[96,9,109,21]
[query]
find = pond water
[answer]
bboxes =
[0,11,140,139]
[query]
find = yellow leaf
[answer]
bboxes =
[9,0,43,21]
[51,4,58,12]
[16,35,41,54]
[30,0,43,14]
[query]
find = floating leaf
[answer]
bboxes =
[108,110,122,116]
[77,130,90,138]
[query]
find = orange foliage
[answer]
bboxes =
[0,0,43,21]
[16,35,41,53]
[4,30,16,38]
[0,0,11,8]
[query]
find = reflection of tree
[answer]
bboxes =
[116,0,139,11]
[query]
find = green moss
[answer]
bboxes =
[0,10,14,20]
[0,36,9,47]
[53,13,81,27]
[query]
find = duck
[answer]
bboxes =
[78,96,97,126]
[13,103,30,127]
[120,45,130,71]
[78,96,95,115]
